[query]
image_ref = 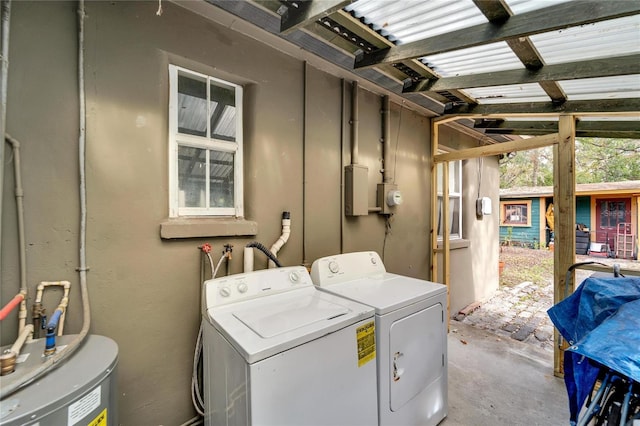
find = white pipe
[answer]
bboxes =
[0,324,33,376]
[0,0,90,399]
[9,323,32,355]
[5,135,27,333]
[34,281,71,336]
[268,212,291,268]
[244,247,254,272]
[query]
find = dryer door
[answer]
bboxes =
[389,303,444,411]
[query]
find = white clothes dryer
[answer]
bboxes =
[202,265,379,426]
[311,251,448,426]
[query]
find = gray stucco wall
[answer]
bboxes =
[1,1,496,424]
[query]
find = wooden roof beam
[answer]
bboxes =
[405,55,640,93]
[271,0,351,35]
[354,1,640,69]
[433,133,559,163]
[479,120,640,138]
[449,98,640,116]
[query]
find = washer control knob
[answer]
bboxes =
[328,261,340,274]
[219,286,231,297]
[371,257,377,265]
[289,272,300,283]
[237,282,248,293]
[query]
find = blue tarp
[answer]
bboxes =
[547,276,640,424]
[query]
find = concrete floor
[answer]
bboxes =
[443,321,569,426]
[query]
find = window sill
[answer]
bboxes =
[160,217,258,239]
[437,239,470,250]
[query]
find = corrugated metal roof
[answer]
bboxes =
[463,83,550,104]
[346,0,639,107]
[529,15,640,65]
[559,75,640,101]
[345,0,487,45]
[421,42,524,77]
[503,0,572,15]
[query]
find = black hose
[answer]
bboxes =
[246,242,282,267]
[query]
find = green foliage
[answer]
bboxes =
[575,138,640,183]
[500,138,640,187]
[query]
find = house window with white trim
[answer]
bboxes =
[168,65,243,217]
[437,160,462,240]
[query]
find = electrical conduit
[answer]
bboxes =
[268,211,290,268]
[0,0,12,273]
[5,134,28,332]
[0,0,90,399]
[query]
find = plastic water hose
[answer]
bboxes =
[245,242,282,268]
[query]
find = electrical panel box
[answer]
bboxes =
[476,197,492,217]
[345,164,369,216]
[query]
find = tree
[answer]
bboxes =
[500,138,640,188]
[574,138,640,183]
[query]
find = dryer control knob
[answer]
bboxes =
[289,272,300,283]
[237,283,248,293]
[219,286,231,297]
[328,261,340,274]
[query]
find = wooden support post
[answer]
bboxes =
[553,114,577,377]
[431,122,439,283]
[442,161,451,325]
[430,121,450,325]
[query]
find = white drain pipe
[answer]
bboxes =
[268,212,290,268]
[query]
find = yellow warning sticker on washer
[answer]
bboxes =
[356,321,376,367]
[87,408,107,426]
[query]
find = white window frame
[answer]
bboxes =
[168,65,244,218]
[437,159,462,240]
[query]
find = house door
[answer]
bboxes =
[595,198,631,250]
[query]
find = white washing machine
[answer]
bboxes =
[201,265,379,426]
[311,251,448,426]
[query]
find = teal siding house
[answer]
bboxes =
[499,181,639,259]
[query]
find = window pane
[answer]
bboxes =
[178,146,206,208]
[210,150,234,208]
[436,163,443,193]
[503,203,529,225]
[450,198,460,236]
[178,74,207,137]
[600,201,626,228]
[437,197,461,238]
[210,82,236,142]
[449,161,459,193]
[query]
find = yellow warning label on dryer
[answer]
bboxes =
[87,408,107,426]
[356,321,376,367]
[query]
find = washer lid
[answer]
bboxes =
[233,295,349,338]
[318,273,447,315]
[208,286,374,363]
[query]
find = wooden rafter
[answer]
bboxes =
[276,0,351,34]
[433,133,559,163]
[405,55,640,94]
[477,120,640,139]
[449,98,640,115]
[354,1,640,69]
